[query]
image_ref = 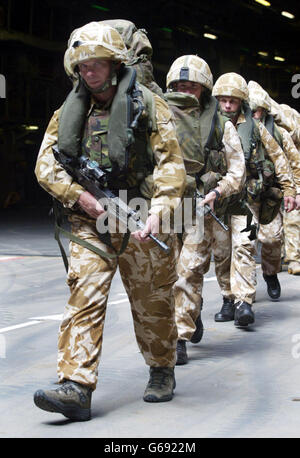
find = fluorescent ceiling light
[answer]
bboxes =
[203,33,218,40]
[23,125,39,130]
[258,51,268,57]
[274,56,285,62]
[254,0,271,6]
[91,4,109,11]
[281,11,295,19]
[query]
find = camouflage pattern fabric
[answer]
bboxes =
[248,80,300,193]
[248,80,271,111]
[230,213,257,304]
[99,19,164,97]
[267,97,300,148]
[253,119,295,198]
[174,216,233,340]
[212,73,249,101]
[227,113,296,304]
[35,94,186,216]
[247,81,300,277]
[35,80,186,390]
[278,126,300,194]
[258,126,300,276]
[172,109,245,340]
[64,22,128,80]
[166,55,213,91]
[258,210,283,276]
[82,106,110,168]
[283,209,300,267]
[58,215,178,390]
[230,204,283,302]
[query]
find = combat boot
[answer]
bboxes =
[263,273,281,300]
[214,297,235,322]
[176,340,188,365]
[33,380,92,421]
[234,301,255,327]
[143,367,176,402]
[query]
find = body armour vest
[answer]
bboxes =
[236,104,282,224]
[237,102,278,185]
[165,92,232,217]
[164,92,227,177]
[57,65,156,190]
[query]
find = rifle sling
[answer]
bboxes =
[53,199,130,272]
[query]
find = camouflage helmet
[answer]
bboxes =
[212,72,249,100]
[166,55,213,91]
[64,22,128,79]
[248,80,271,112]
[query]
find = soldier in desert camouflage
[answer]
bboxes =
[212,73,296,327]
[262,90,300,275]
[248,80,300,291]
[164,56,246,365]
[33,22,186,421]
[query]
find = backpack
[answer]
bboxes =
[99,19,164,98]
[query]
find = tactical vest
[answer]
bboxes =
[53,66,160,266]
[165,92,231,217]
[236,103,266,178]
[58,65,157,191]
[235,104,282,224]
[165,93,227,175]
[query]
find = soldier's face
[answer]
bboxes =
[218,96,242,113]
[176,81,203,100]
[78,58,112,89]
[252,107,265,120]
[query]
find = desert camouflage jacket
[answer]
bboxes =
[35,93,186,218]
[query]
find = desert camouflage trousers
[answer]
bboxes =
[283,209,300,263]
[173,215,233,341]
[258,210,283,276]
[230,207,283,304]
[57,215,178,391]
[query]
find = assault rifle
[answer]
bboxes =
[52,145,170,253]
[195,189,229,231]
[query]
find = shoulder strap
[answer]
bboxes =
[138,83,157,132]
[58,81,90,158]
[265,114,283,149]
[53,199,130,272]
[237,102,257,162]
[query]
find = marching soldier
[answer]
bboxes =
[264,91,300,275]
[164,56,245,364]
[33,22,186,421]
[248,80,300,293]
[212,73,296,326]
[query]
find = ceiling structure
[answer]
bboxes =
[74,0,300,69]
[0,0,299,208]
[2,0,299,68]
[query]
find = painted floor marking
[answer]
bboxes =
[0,320,42,333]
[0,256,24,262]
